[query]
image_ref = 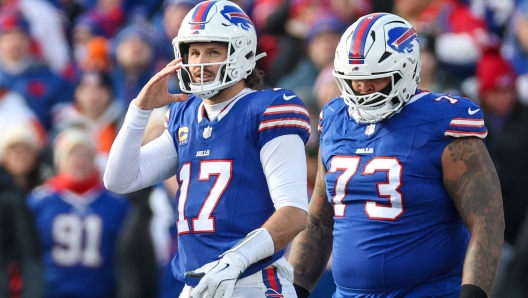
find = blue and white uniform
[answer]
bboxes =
[104,87,311,297]
[319,91,487,297]
[165,88,310,285]
[27,186,130,298]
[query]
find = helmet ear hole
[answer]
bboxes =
[180,43,190,64]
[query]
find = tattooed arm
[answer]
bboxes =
[288,149,334,292]
[442,137,504,296]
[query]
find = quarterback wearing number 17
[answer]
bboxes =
[104,1,310,298]
[288,13,504,298]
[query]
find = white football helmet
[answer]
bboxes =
[333,13,421,123]
[172,0,266,98]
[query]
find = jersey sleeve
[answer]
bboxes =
[257,90,311,148]
[26,186,52,213]
[444,104,488,139]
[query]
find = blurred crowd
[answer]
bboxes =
[1,0,528,297]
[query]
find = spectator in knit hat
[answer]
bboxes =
[0,11,74,132]
[277,15,347,108]
[52,71,122,175]
[111,21,161,107]
[0,76,46,155]
[26,128,131,298]
[476,51,528,248]
[1,122,51,196]
[0,0,71,74]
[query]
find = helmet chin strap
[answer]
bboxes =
[190,80,222,98]
[349,101,397,123]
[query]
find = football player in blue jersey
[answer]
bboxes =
[288,13,504,298]
[104,1,310,297]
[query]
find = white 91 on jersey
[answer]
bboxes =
[52,214,103,267]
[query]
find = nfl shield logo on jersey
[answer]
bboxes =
[365,124,376,136]
[203,126,213,139]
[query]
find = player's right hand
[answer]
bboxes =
[134,58,189,110]
[185,252,245,298]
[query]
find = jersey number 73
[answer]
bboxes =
[329,156,404,221]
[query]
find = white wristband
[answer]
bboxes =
[220,228,275,271]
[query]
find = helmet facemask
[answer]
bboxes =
[174,40,233,98]
[334,71,407,123]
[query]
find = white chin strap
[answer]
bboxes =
[189,80,223,98]
[348,100,397,123]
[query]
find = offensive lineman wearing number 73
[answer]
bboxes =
[288,12,504,298]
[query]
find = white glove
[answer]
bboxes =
[185,228,275,298]
[186,252,245,298]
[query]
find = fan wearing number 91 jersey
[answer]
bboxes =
[27,187,129,298]
[319,90,489,296]
[26,129,130,298]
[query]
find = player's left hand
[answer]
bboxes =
[185,252,245,298]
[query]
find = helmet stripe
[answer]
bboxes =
[191,1,216,29]
[393,27,416,45]
[349,13,387,64]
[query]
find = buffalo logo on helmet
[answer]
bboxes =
[220,5,254,31]
[387,26,418,53]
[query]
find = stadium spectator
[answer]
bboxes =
[501,0,528,104]
[0,0,71,75]
[277,15,347,108]
[0,166,44,298]
[110,20,161,107]
[0,82,46,158]
[0,123,50,196]
[52,71,122,174]
[0,11,74,131]
[394,0,491,80]
[476,50,528,247]
[27,128,131,298]
[72,10,123,66]
[78,37,113,73]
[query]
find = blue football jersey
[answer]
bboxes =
[166,88,310,286]
[26,186,130,298]
[319,91,487,293]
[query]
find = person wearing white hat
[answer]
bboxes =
[26,128,131,298]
